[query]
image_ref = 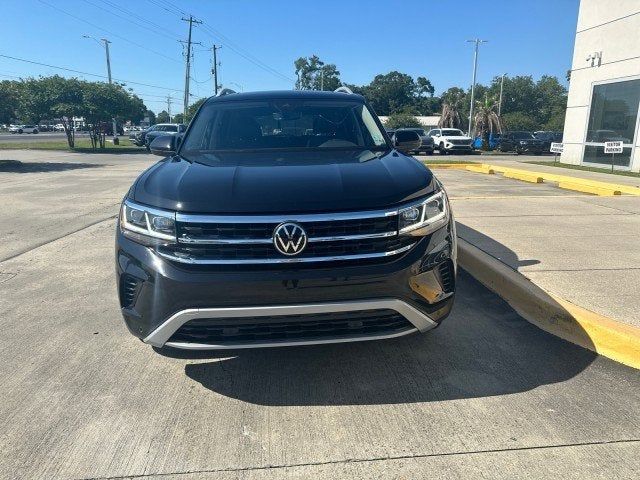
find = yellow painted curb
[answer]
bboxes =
[466,165,495,174]
[481,164,640,196]
[458,238,640,369]
[422,163,479,169]
[557,181,621,196]
[503,171,544,184]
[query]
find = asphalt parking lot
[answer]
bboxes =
[0,151,639,479]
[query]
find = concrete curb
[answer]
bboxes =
[426,161,640,195]
[482,164,640,196]
[458,238,640,369]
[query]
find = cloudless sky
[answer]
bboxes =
[0,0,579,114]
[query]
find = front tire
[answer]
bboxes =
[18,129,23,134]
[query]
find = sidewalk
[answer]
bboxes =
[436,167,640,329]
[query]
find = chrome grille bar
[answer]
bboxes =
[178,230,398,245]
[157,242,416,265]
[175,208,400,224]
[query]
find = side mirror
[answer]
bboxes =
[150,135,176,156]
[393,130,422,154]
[435,133,441,137]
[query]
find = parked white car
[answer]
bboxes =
[427,128,474,154]
[54,124,65,132]
[9,124,39,134]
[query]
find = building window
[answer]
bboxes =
[584,79,640,167]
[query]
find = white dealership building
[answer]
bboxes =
[561,0,640,172]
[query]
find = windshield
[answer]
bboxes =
[406,129,426,136]
[441,129,463,136]
[181,99,388,153]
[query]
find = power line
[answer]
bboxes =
[200,23,294,82]
[100,0,182,38]
[144,0,294,84]
[0,53,185,93]
[81,0,178,42]
[37,0,182,65]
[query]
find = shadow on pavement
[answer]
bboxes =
[456,223,540,270]
[0,160,104,173]
[168,271,596,406]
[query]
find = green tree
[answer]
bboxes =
[439,87,467,129]
[535,75,567,128]
[360,71,418,115]
[185,98,207,123]
[502,111,538,131]
[146,110,156,126]
[294,55,341,91]
[384,113,423,129]
[0,81,20,124]
[416,77,435,97]
[473,95,502,149]
[18,76,85,147]
[173,113,184,124]
[156,110,170,123]
[82,81,146,148]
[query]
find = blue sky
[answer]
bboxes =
[0,0,579,114]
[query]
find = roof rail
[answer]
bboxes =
[216,88,237,97]
[334,86,353,94]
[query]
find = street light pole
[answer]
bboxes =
[466,38,487,137]
[498,73,507,117]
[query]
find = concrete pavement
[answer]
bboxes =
[433,166,640,328]
[1,150,639,479]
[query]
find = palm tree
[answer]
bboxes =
[473,95,503,150]
[438,89,465,129]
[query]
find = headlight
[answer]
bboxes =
[120,200,176,242]
[520,140,527,145]
[398,190,449,235]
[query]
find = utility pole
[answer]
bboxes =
[83,35,118,141]
[167,94,172,122]
[466,38,487,137]
[211,44,221,95]
[180,15,202,117]
[498,73,507,117]
[103,39,112,84]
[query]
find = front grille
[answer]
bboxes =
[120,274,142,308]
[167,309,414,345]
[161,206,422,265]
[178,217,397,241]
[160,236,415,263]
[450,139,471,145]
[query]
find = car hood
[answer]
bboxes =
[132,149,435,214]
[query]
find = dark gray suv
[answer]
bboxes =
[116,89,456,351]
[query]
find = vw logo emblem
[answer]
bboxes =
[273,222,307,256]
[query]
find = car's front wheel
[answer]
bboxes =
[17,129,23,134]
[439,142,447,155]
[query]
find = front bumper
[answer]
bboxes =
[444,144,473,151]
[116,220,456,349]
